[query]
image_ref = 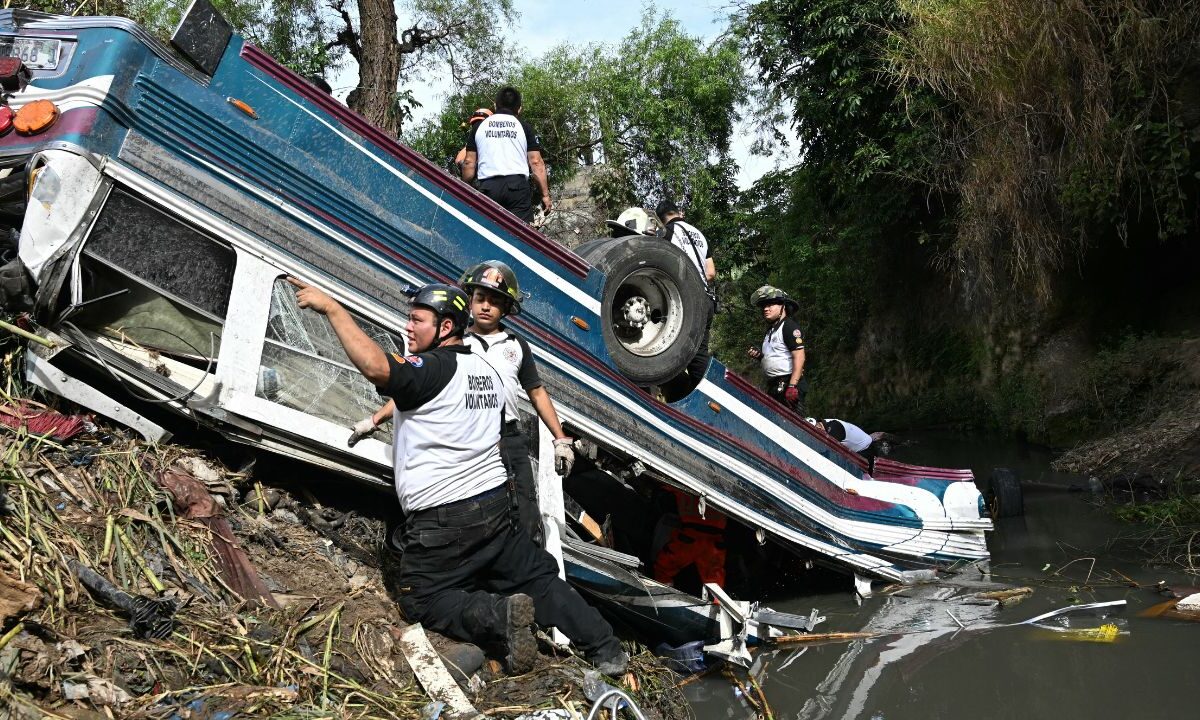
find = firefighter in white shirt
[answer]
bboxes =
[351,262,576,544]
[459,260,575,543]
[461,86,551,222]
[747,285,808,413]
[289,278,625,675]
[815,418,879,468]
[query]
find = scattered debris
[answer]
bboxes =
[0,572,40,625]
[1033,623,1122,643]
[1178,593,1200,613]
[156,464,279,608]
[61,674,132,706]
[0,398,87,440]
[398,624,482,719]
[1141,592,1200,622]
[70,559,176,639]
[0,391,689,718]
[769,631,879,646]
[973,586,1034,607]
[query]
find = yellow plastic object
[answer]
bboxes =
[1045,623,1121,643]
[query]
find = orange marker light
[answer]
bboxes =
[227,97,258,119]
[571,316,589,331]
[14,99,58,135]
[708,402,721,413]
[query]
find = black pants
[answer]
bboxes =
[766,375,808,415]
[478,174,534,222]
[396,486,620,659]
[500,421,540,543]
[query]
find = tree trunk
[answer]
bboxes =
[350,0,402,136]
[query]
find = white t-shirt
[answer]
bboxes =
[465,328,542,424]
[663,220,712,288]
[467,112,542,179]
[379,346,507,512]
[828,419,872,453]
[761,317,805,378]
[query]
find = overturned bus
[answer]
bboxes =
[0,5,992,652]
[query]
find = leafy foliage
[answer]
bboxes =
[254,0,335,80]
[721,0,954,404]
[735,0,946,194]
[334,0,516,134]
[889,0,1200,302]
[16,0,335,80]
[406,10,747,230]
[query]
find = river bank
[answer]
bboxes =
[1052,387,1200,492]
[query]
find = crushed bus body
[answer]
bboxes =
[0,7,991,649]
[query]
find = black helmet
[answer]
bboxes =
[458,260,523,315]
[411,283,470,338]
[750,285,798,312]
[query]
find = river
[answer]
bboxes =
[685,432,1197,719]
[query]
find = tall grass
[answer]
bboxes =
[888,0,1200,304]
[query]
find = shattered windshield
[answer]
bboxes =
[259,278,403,434]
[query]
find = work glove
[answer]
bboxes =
[746,346,762,360]
[553,437,576,477]
[784,385,800,405]
[347,416,376,448]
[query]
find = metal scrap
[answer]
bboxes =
[69,559,176,639]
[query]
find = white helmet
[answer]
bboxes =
[606,207,660,237]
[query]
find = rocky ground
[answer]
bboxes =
[0,399,689,719]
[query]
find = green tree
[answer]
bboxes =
[725,0,953,378]
[23,0,516,136]
[17,0,333,79]
[889,0,1200,303]
[331,0,516,135]
[408,10,747,232]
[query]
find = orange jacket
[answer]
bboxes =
[668,487,726,529]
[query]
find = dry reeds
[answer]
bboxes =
[0,380,688,718]
[888,0,1200,305]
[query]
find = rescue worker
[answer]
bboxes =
[653,487,727,588]
[453,108,492,173]
[460,260,575,543]
[289,278,626,675]
[747,285,807,413]
[350,262,577,544]
[461,86,551,223]
[656,199,716,398]
[815,418,878,467]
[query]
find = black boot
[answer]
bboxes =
[501,593,537,674]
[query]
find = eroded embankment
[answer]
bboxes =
[0,400,687,719]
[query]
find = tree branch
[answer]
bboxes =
[327,0,362,62]
[397,21,462,55]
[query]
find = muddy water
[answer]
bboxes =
[686,433,1198,720]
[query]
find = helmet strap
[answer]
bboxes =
[434,315,466,347]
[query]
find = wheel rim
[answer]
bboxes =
[609,267,685,358]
